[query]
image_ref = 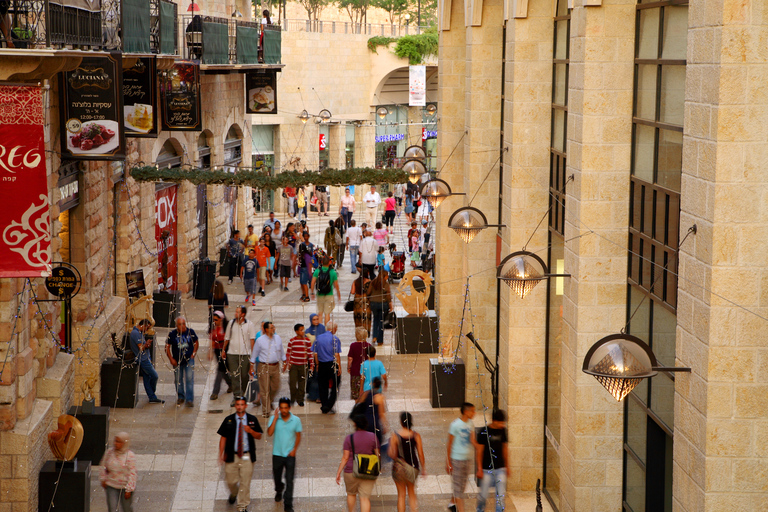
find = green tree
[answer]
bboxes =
[336,0,369,27]
[373,0,410,24]
[296,0,329,20]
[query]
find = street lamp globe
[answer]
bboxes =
[582,334,658,401]
[497,251,547,299]
[420,179,452,208]
[319,109,332,123]
[377,107,389,120]
[403,145,426,160]
[426,104,437,116]
[448,206,489,243]
[299,110,310,124]
[402,158,427,184]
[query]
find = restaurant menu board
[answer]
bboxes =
[161,61,201,131]
[123,57,157,137]
[245,70,277,115]
[60,53,125,160]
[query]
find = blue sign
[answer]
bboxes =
[375,133,405,143]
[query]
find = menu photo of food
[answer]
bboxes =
[66,120,120,155]
[125,104,154,134]
[249,85,275,113]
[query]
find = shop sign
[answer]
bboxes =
[245,70,278,114]
[409,65,426,107]
[125,269,147,298]
[45,263,81,298]
[0,85,52,277]
[123,57,158,137]
[422,128,437,140]
[375,133,405,143]
[161,61,201,131]
[155,185,178,291]
[60,53,126,160]
[319,133,327,151]
[57,172,80,212]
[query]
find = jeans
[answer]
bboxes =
[273,455,296,509]
[337,244,345,267]
[370,301,388,345]
[138,357,159,401]
[105,485,133,512]
[349,246,359,272]
[211,348,232,396]
[476,468,507,512]
[317,361,338,413]
[343,210,353,228]
[227,254,241,282]
[174,361,194,402]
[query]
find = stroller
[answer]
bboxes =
[388,243,406,282]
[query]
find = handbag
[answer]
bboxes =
[344,292,355,312]
[392,434,419,483]
[350,433,380,480]
[245,378,259,403]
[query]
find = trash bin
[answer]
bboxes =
[194,259,217,300]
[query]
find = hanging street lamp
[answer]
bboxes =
[299,110,310,124]
[420,179,464,208]
[496,250,569,299]
[448,206,504,243]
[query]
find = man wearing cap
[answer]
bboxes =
[363,185,381,227]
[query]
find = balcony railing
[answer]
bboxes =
[283,18,425,36]
[181,15,281,65]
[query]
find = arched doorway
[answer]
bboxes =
[154,138,181,291]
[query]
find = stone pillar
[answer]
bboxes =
[675,2,768,511]
[557,1,635,510]
[329,124,346,168]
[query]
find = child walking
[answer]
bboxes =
[284,323,312,407]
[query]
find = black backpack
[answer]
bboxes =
[316,267,332,294]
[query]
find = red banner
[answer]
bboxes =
[155,185,178,291]
[319,133,327,151]
[0,86,51,277]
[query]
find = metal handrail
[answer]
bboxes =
[0,0,105,49]
[282,18,427,36]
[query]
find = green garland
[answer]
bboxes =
[129,166,409,189]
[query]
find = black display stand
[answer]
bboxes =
[395,310,439,354]
[153,290,181,327]
[430,358,466,408]
[193,260,217,300]
[100,358,138,408]
[67,406,110,464]
[39,460,91,512]
[411,279,435,311]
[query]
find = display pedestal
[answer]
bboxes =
[39,460,91,512]
[67,406,110,464]
[153,290,181,327]
[430,358,466,408]
[411,279,435,310]
[395,311,439,354]
[100,358,138,408]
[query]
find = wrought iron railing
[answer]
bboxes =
[283,18,425,36]
[0,0,102,49]
[180,15,280,65]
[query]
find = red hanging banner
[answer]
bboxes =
[0,86,52,277]
[155,185,178,291]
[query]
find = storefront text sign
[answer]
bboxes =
[375,133,405,143]
[161,61,201,131]
[123,57,158,137]
[245,70,278,114]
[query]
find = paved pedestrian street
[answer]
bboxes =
[88,209,552,512]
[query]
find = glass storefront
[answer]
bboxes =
[345,124,355,169]
[252,124,275,212]
[319,124,330,170]
[375,105,408,168]
[422,105,438,172]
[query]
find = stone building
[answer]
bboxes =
[434,0,768,511]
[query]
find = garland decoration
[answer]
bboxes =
[129,166,409,189]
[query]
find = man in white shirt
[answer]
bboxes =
[224,306,256,407]
[359,230,379,279]
[363,186,381,227]
[345,219,363,274]
[250,322,285,417]
[263,212,277,231]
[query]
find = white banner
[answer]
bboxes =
[409,65,426,107]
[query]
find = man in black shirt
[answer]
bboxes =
[475,409,510,512]
[218,396,263,511]
[297,232,314,302]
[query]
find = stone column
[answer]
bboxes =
[675,2,768,511]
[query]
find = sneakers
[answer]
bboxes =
[185,401,194,408]
[148,398,164,404]
[297,401,304,407]
[448,504,457,512]
[176,398,185,406]
[260,290,266,297]
[275,491,282,502]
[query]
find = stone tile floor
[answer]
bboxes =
[87,208,552,512]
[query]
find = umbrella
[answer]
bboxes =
[187,2,200,12]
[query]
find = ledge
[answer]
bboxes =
[199,63,285,74]
[0,49,111,81]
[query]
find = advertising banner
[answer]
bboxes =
[0,85,52,277]
[123,56,157,137]
[60,52,126,160]
[161,61,201,131]
[245,70,278,114]
[319,133,327,151]
[155,185,178,291]
[409,65,426,107]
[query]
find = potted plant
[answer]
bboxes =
[11,27,33,48]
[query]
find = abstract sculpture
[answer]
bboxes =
[396,270,433,316]
[47,415,84,461]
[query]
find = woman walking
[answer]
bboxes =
[350,265,371,331]
[347,327,371,400]
[296,186,307,222]
[365,266,393,346]
[384,191,397,234]
[100,432,137,512]
[389,412,425,512]
[339,187,356,227]
[334,216,347,268]
[324,220,340,266]
[208,311,232,400]
[263,232,277,285]
[357,376,387,446]
[207,279,228,331]
[336,415,379,512]
[404,189,415,224]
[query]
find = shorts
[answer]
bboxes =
[299,267,311,285]
[280,265,291,278]
[450,458,470,498]
[258,266,267,281]
[269,256,275,269]
[343,472,375,497]
[243,278,257,295]
[316,294,335,315]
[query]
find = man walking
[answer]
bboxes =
[263,211,277,231]
[240,249,258,303]
[359,230,379,279]
[475,409,510,512]
[165,317,199,407]
[250,321,285,417]
[224,306,256,407]
[226,230,244,284]
[312,320,341,414]
[363,185,381,227]
[314,185,328,216]
[284,324,312,406]
[446,402,478,512]
[297,232,315,303]
[129,319,163,404]
[267,398,302,512]
[346,219,362,274]
[217,396,263,512]
[310,255,341,326]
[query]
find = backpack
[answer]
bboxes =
[334,230,342,246]
[316,267,332,295]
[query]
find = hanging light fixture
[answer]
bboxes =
[582,334,690,401]
[403,158,427,184]
[426,104,437,116]
[403,145,426,160]
[497,251,548,299]
[420,179,464,208]
[377,106,388,119]
[318,109,332,123]
[299,110,310,124]
[448,206,503,243]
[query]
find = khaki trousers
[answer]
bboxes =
[225,455,254,511]
[258,363,281,416]
[365,206,378,227]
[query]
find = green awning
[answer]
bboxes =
[236,26,260,64]
[159,1,176,55]
[263,28,281,65]
[202,21,228,64]
[123,0,150,53]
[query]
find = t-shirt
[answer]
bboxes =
[377,253,385,267]
[373,229,388,246]
[286,336,312,366]
[129,327,149,362]
[346,226,362,246]
[299,242,314,269]
[346,341,370,377]
[166,328,198,364]
[340,195,355,211]
[227,238,243,257]
[255,245,270,267]
[360,237,379,265]
[242,258,257,279]
[343,431,378,473]
[312,331,341,363]
[278,245,293,266]
[267,413,302,457]
[285,187,296,198]
[360,359,386,391]
[385,197,396,211]
[207,293,229,312]
[245,233,259,249]
[475,426,508,470]
[449,418,474,461]
[312,266,338,296]
[266,240,277,258]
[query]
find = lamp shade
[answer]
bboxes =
[448,206,488,243]
[497,251,547,299]
[187,2,200,11]
[377,107,388,119]
[421,179,452,208]
[299,110,310,124]
[582,334,658,401]
[319,109,332,122]
[403,158,427,184]
[426,104,437,116]
[404,145,427,160]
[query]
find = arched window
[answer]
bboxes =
[198,131,212,169]
[156,139,183,169]
[223,125,242,166]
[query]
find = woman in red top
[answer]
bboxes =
[208,311,231,400]
[384,191,397,234]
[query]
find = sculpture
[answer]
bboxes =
[396,270,433,316]
[47,415,84,461]
[125,294,155,337]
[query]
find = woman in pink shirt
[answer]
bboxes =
[383,191,397,234]
[100,432,137,512]
[339,187,356,228]
[373,222,389,247]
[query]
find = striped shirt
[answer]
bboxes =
[286,336,312,366]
